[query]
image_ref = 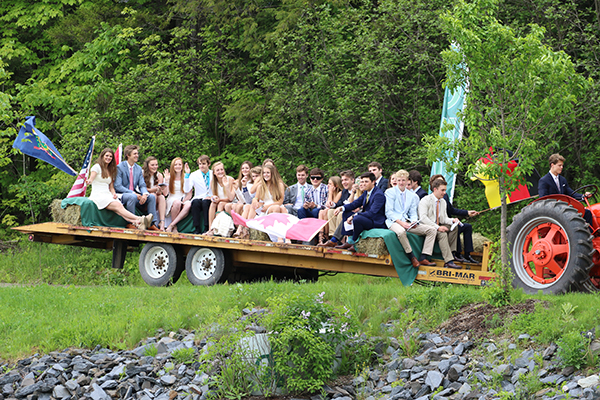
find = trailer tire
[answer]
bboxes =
[139,243,180,286]
[507,199,594,294]
[185,247,228,286]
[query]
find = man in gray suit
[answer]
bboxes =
[283,165,309,216]
[418,178,460,269]
[114,145,159,230]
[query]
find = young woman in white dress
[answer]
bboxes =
[87,148,152,229]
[164,157,192,233]
[246,164,287,219]
[207,162,235,231]
[143,156,167,230]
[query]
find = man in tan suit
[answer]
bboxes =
[385,170,437,268]
[418,178,461,269]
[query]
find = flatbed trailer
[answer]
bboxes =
[14,222,496,287]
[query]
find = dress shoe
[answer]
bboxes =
[147,225,160,231]
[465,255,480,264]
[318,240,337,248]
[410,257,420,268]
[444,261,462,269]
[125,223,137,230]
[336,242,354,250]
[419,258,436,266]
[453,252,466,263]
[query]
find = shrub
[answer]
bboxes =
[557,331,588,370]
[265,291,358,393]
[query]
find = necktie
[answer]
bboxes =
[555,177,561,193]
[436,199,440,225]
[366,191,370,205]
[203,172,210,188]
[400,191,405,211]
[300,185,305,203]
[129,166,134,191]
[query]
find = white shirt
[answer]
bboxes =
[550,171,561,191]
[293,183,309,209]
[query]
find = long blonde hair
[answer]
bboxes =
[256,164,284,202]
[168,157,185,195]
[211,162,226,195]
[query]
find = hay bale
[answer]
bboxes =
[473,232,491,253]
[354,237,389,256]
[249,228,271,241]
[50,199,82,225]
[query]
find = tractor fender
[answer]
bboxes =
[531,194,587,217]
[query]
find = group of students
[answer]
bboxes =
[86,145,479,268]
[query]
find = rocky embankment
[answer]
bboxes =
[1,313,600,400]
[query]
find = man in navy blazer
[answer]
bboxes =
[334,172,386,251]
[539,153,592,226]
[408,170,427,199]
[369,162,389,191]
[114,145,159,230]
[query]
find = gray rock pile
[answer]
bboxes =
[2,322,600,400]
[352,332,600,400]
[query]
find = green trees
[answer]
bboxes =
[1,0,600,235]
[436,0,587,298]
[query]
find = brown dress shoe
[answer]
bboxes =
[317,240,337,248]
[336,242,354,250]
[125,223,137,230]
[419,258,436,266]
[444,261,462,269]
[147,225,160,231]
[410,256,420,268]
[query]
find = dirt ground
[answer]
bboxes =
[437,299,545,338]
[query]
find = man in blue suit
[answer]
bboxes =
[538,153,593,226]
[114,145,159,230]
[368,162,389,191]
[334,172,386,251]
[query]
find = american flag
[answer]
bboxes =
[67,136,96,198]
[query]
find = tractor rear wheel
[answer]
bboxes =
[507,199,594,294]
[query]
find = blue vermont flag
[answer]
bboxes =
[12,116,77,176]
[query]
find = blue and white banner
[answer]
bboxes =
[430,44,467,202]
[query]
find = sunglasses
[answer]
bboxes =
[310,176,323,180]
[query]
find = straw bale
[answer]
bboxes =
[354,237,389,256]
[50,199,82,225]
[472,232,491,253]
[249,228,271,242]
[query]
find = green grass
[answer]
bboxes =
[2,243,600,364]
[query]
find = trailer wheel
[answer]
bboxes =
[186,247,228,286]
[139,243,179,286]
[507,199,594,294]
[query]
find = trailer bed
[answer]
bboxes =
[14,223,495,286]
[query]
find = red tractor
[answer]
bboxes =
[507,186,600,294]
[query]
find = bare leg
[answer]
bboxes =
[208,202,218,228]
[318,209,328,240]
[170,202,191,227]
[157,194,166,230]
[233,203,245,214]
[224,203,234,214]
[166,201,183,232]
[247,204,257,219]
[106,201,144,224]
[217,201,229,212]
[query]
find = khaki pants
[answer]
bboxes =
[436,224,458,262]
[327,208,343,234]
[389,222,437,256]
